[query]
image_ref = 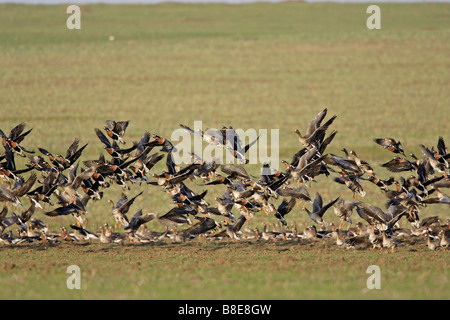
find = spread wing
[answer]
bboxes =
[312,193,323,213]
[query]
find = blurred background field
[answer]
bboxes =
[0,2,449,299]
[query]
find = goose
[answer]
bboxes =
[58,163,95,205]
[302,224,318,239]
[333,170,365,200]
[0,123,34,157]
[104,120,130,145]
[124,210,158,238]
[202,197,235,223]
[276,185,311,209]
[305,193,340,228]
[0,186,22,207]
[180,124,226,148]
[294,109,337,149]
[56,138,88,170]
[374,137,405,156]
[222,215,249,241]
[381,231,401,252]
[108,191,143,229]
[349,150,375,177]
[381,157,415,173]
[420,144,448,177]
[331,229,367,249]
[0,172,37,207]
[356,202,407,233]
[158,206,193,232]
[333,198,357,229]
[220,164,250,180]
[95,128,137,158]
[274,197,296,226]
[70,224,99,242]
[439,230,449,249]
[422,188,450,205]
[426,231,440,251]
[179,216,221,238]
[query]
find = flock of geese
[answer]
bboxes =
[0,109,449,252]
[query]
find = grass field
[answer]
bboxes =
[0,2,449,300]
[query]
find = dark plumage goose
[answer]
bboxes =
[38,147,66,171]
[374,138,405,156]
[104,120,130,145]
[19,195,43,224]
[331,229,368,249]
[0,144,34,181]
[257,163,284,186]
[70,224,99,241]
[179,216,221,237]
[333,170,366,200]
[95,128,137,158]
[305,193,340,228]
[356,202,406,233]
[381,157,416,173]
[0,206,21,233]
[226,133,260,164]
[220,164,250,180]
[356,202,386,231]
[227,181,255,200]
[11,172,37,198]
[44,201,86,226]
[130,145,164,182]
[365,176,395,193]
[274,197,296,226]
[420,144,448,177]
[158,206,193,230]
[276,185,311,201]
[222,214,248,240]
[203,173,233,186]
[143,134,176,153]
[58,139,88,170]
[324,152,363,176]
[422,188,450,205]
[39,140,88,172]
[0,123,34,157]
[124,209,158,235]
[233,198,260,218]
[128,132,161,180]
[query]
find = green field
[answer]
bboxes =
[0,2,449,300]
